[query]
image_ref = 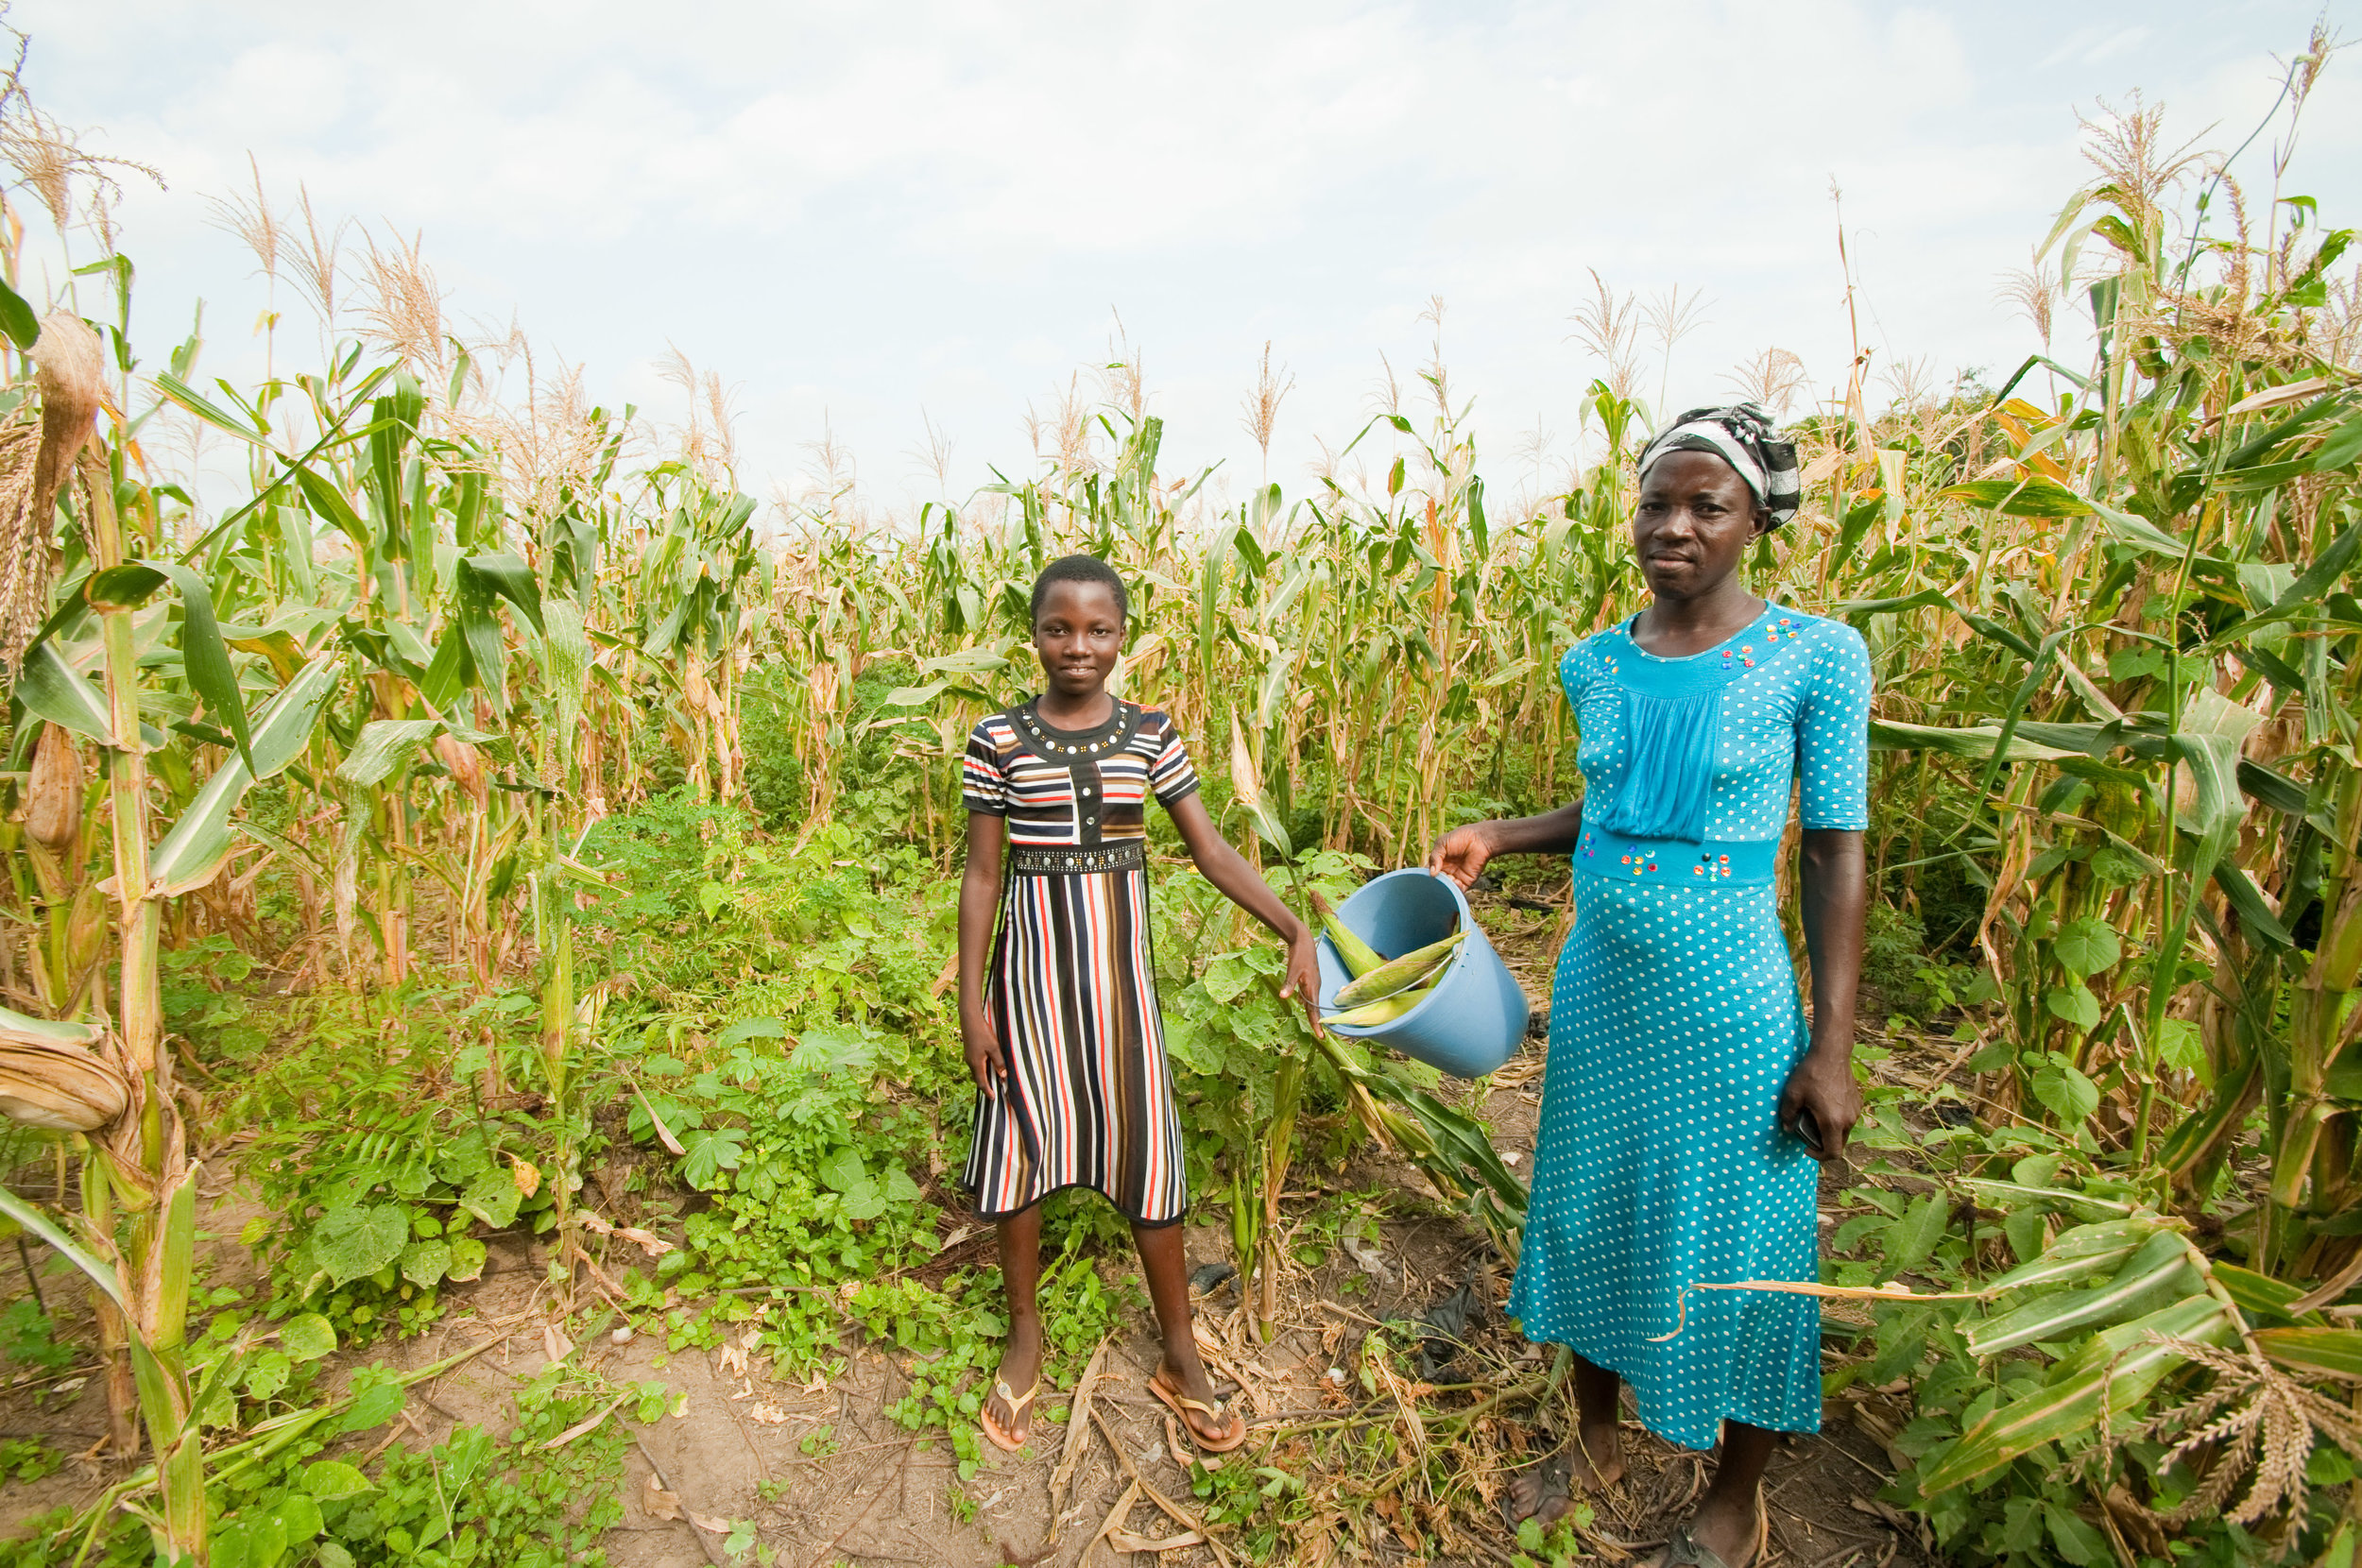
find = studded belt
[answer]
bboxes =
[1571,830,1781,886]
[1007,842,1147,876]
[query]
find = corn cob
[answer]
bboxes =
[1324,983,1437,1028]
[1329,929,1464,1010]
[1311,891,1384,979]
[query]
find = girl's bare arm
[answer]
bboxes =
[956,810,1008,1090]
[1164,793,1324,1033]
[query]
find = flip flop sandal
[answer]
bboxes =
[1147,1370,1248,1454]
[979,1378,1038,1453]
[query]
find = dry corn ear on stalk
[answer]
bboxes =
[24,723,78,852]
[0,1006,128,1132]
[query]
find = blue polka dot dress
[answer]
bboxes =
[1506,602,1872,1451]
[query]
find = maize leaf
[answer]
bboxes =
[1918,1293,2231,1494]
[148,663,343,898]
[2214,1263,2326,1325]
[248,654,341,779]
[1964,1232,2197,1355]
[149,558,255,775]
[337,719,443,789]
[0,1005,100,1049]
[2254,1327,2362,1380]
[0,1184,123,1310]
[17,640,113,745]
[1955,1178,2139,1219]
[1977,1216,2166,1295]
[461,551,547,637]
[1869,719,2077,764]
[147,757,252,898]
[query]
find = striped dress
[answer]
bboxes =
[961,699,1201,1226]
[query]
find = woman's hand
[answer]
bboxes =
[1776,1047,1860,1162]
[1427,823,1496,891]
[962,1007,1009,1094]
[1276,923,1326,1037]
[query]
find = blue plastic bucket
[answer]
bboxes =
[1315,869,1531,1079]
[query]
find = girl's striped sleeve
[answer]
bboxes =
[1148,714,1202,808]
[962,718,1010,815]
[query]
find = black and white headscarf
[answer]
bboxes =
[1636,402,1802,529]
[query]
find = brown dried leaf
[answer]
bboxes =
[541,1321,574,1365]
[1109,1527,1206,1553]
[642,1474,680,1521]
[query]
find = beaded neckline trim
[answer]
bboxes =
[1013,699,1138,762]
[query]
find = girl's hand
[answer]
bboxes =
[962,1010,1009,1094]
[1776,1046,1860,1162]
[1427,824,1496,891]
[1276,924,1326,1036]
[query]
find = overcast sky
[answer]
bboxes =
[17,1,2359,520]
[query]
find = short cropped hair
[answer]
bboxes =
[1029,554,1130,625]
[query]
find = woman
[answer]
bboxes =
[1429,404,1869,1568]
[958,554,1324,1455]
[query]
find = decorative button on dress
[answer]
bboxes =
[1507,603,1873,1450]
[961,700,1202,1226]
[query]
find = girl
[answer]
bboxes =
[957,554,1323,1454]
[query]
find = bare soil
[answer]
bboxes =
[0,883,1950,1567]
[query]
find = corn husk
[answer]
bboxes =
[24,721,79,850]
[64,882,106,976]
[1329,930,1463,1010]
[1324,983,1436,1029]
[433,730,488,808]
[0,1007,129,1132]
[1311,892,1383,979]
[3,312,107,680]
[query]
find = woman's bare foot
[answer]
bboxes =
[1659,1489,1762,1568]
[1507,1422,1625,1525]
[983,1314,1043,1445]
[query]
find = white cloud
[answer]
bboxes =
[14,0,2358,510]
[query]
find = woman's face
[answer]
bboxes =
[1033,579,1125,701]
[1631,449,1770,602]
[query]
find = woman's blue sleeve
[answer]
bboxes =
[1797,624,1872,831]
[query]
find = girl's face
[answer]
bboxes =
[1033,579,1124,701]
[1631,449,1769,602]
